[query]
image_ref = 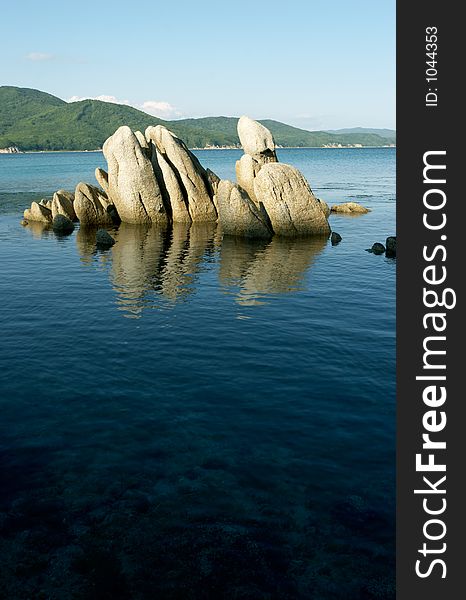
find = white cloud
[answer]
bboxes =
[67,95,131,105]
[67,95,182,119]
[25,52,54,61]
[141,101,182,119]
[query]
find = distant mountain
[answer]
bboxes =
[0,87,396,151]
[326,127,396,140]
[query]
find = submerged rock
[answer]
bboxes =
[52,214,74,233]
[367,242,386,255]
[386,236,396,257]
[74,182,117,227]
[96,229,116,248]
[103,126,168,225]
[331,202,370,214]
[331,231,342,245]
[216,180,272,238]
[254,164,330,236]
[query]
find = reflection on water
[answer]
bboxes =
[73,223,329,317]
[25,221,329,318]
[219,235,328,306]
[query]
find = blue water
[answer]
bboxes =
[0,149,396,599]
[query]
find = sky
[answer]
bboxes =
[1,0,395,130]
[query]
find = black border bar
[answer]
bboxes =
[397,3,463,598]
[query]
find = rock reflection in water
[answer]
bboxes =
[76,222,219,317]
[76,222,328,317]
[219,235,328,306]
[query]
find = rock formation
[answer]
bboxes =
[103,126,168,226]
[95,168,109,194]
[146,125,217,223]
[51,190,76,221]
[216,180,272,238]
[254,164,330,236]
[74,182,118,227]
[235,116,278,203]
[24,201,52,223]
[21,117,336,240]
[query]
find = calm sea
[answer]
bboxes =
[0,149,396,599]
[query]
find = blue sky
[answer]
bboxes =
[1,0,395,130]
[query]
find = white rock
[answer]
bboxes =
[253,164,330,236]
[146,125,217,223]
[103,126,168,225]
[24,202,52,223]
[150,145,191,223]
[52,190,76,221]
[216,180,271,238]
[237,116,277,157]
[74,182,116,226]
[95,168,109,194]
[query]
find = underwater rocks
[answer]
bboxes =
[331,231,342,245]
[96,229,116,248]
[52,214,74,234]
[386,236,396,257]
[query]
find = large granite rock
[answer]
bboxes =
[237,116,277,159]
[216,180,272,238]
[235,154,261,203]
[24,202,53,223]
[331,202,370,214]
[103,126,168,225]
[317,199,331,218]
[235,117,278,203]
[254,164,330,236]
[146,125,217,223]
[150,145,191,223]
[74,182,117,227]
[51,190,76,221]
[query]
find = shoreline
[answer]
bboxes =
[3,146,396,155]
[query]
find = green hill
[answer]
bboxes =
[0,86,396,151]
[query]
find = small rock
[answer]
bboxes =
[331,231,342,245]
[331,202,370,214]
[96,229,116,248]
[52,214,74,233]
[20,219,28,227]
[366,242,385,255]
[386,236,396,257]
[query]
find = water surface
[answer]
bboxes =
[0,149,396,599]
